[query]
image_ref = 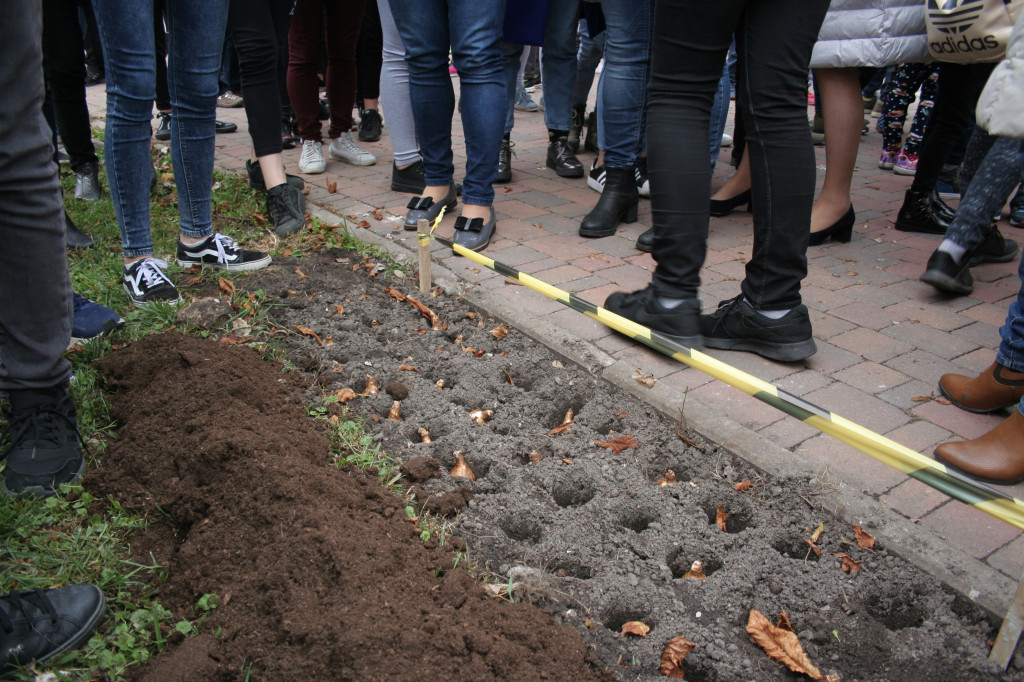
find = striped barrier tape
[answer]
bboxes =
[427,230,1024,531]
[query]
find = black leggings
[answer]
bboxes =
[229,0,293,158]
[355,0,382,104]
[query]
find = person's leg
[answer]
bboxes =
[708,58,731,170]
[323,0,375,165]
[902,65,939,157]
[154,0,171,113]
[287,0,326,143]
[540,0,579,135]
[355,0,383,141]
[501,43,524,137]
[879,64,920,156]
[809,67,862,233]
[574,19,605,107]
[378,0,419,168]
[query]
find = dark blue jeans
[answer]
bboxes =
[1002,147,1024,418]
[388,0,506,207]
[647,0,829,310]
[92,0,228,257]
[0,1,73,390]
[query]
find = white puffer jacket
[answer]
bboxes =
[810,0,929,68]
[976,11,1024,138]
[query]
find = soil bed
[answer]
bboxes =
[90,248,1023,681]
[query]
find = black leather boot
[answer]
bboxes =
[579,166,638,238]
[568,104,586,153]
[64,211,94,249]
[895,189,950,234]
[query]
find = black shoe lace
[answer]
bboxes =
[0,590,60,635]
[2,394,84,464]
[500,141,515,167]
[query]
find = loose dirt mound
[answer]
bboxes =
[88,249,1024,681]
[91,333,605,681]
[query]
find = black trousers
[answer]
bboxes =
[647,0,828,310]
[355,0,382,103]
[229,0,293,157]
[42,0,99,172]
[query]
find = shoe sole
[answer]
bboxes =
[514,105,539,112]
[358,133,381,142]
[2,459,85,498]
[329,150,376,166]
[703,336,817,362]
[934,451,1024,486]
[893,167,917,176]
[587,176,604,193]
[919,269,973,295]
[122,283,183,306]
[936,381,1018,414]
[969,246,1019,266]
[391,181,426,194]
[177,254,272,272]
[546,158,584,178]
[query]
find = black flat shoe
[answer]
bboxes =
[635,228,654,253]
[710,189,751,217]
[453,206,496,252]
[808,205,855,246]
[215,120,237,134]
[404,185,457,231]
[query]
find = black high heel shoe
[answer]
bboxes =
[709,189,751,217]
[808,206,855,246]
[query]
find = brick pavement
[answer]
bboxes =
[84,79,1024,585]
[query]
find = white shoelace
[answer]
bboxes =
[127,257,173,290]
[336,134,367,157]
[189,233,239,264]
[301,140,323,166]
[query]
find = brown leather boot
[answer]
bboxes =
[938,362,1024,413]
[934,410,1024,484]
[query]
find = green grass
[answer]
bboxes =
[0,141,407,680]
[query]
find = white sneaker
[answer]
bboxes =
[299,140,326,174]
[721,133,733,147]
[329,132,376,166]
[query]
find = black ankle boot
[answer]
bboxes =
[568,104,586,153]
[584,111,598,153]
[64,211,94,250]
[579,166,638,238]
[895,189,950,234]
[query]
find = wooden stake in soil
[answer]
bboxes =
[417,218,431,294]
[990,569,1024,669]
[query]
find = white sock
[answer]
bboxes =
[938,239,967,264]
[744,297,789,319]
[658,297,685,309]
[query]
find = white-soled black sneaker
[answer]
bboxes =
[123,258,182,306]
[176,233,271,272]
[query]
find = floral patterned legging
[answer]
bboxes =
[880,63,939,154]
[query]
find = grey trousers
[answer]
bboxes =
[947,134,1024,252]
[0,1,73,391]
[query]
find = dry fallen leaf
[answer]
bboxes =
[295,267,309,280]
[734,480,752,491]
[363,375,380,395]
[529,450,541,464]
[776,610,794,632]
[682,560,706,580]
[293,325,324,346]
[502,369,514,385]
[450,451,476,480]
[715,506,728,532]
[357,220,371,229]
[803,538,822,557]
[218,277,235,295]
[372,208,383,220]
[560,458,574,465]
[334,388,357,403]
[746,610,825,680]
[660,636,695,678]
[384,287,447,330]
[594,435,639,455]
[490,324,508,339]
[632,370,657,388]
[620,621,650,637]
[326,179,338,193]
[387,401,402,421]
[397,364,418,372]
[810,522,824,543]
[469,409,494,424]
[835,552,862,575]
[656,470,677,487]
[910,394,933,402]
[418,427,432,443]
[852,525,875,549]
[333,304,345,315]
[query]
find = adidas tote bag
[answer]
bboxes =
[926,0,1023,62]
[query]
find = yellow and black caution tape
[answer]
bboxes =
[430,233,1024,531]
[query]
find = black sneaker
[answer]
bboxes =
[546,138,584,178]
[154,112,171,141]
[496,139,513,183]
[358,108,383,142]
[2,386,84,497]
[245,159,305,192]
[392,160,426,194]
[266,183,307,235]
[920,250,973,295]
[0,585,105,674]
[177,233,271,272]
[281,121,296,150]
[215,120,237,134]
[604,285,702,348]
[701,295,817,361]
[969,229,1019,265]
[123,257,182,306]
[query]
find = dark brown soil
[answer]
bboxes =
[87,247,1024,681]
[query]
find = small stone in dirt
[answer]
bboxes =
[176,297,232,328]
[411,484,474,516]
[400,456,441,482]
[386,382,409,400]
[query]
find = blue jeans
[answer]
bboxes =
[388,0,506,207]
[596,0,654,169]
[502,0,578,134]
[92,0,227,257]
[998,146,1024,418]
[574,18,606,107]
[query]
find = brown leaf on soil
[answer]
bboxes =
[620,621,650,637]
[334,388,357,403]
[656,470,677,487]
[529,450,541,463]
[660,636,696,678]
[776,610,794,632]
[384,287,447,330]
[217,277,235,295]
[502,369,514,385]
[490,324,508,338]
[357,220,371,229]
[746,610,825,680]
[295,267,309,280]
[549,423,572,435]
[560,458,574,464]
[633,370,657,388]
[911,394,933,402]
[397,364,418,372]
[450,451,476,480]
[594,435,639,455]
[293,325,324,346]
[715,506,728,532]
[333,304,345,315]
[326,179,338,193]
[682,560,706,580]
[473,349,485,358]
[852,525,875,549]
[387,401,402,421]
[810,522,824,543]
[803,538,822,557]
[835,552,862,575]
[363,375,380,395]
[217,335,249,345]
[185,275,202,285]
[372,208,383,220]
[469,409,493,424]
[734,480,752,491]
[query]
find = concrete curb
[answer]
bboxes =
[308,202,1016,620]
